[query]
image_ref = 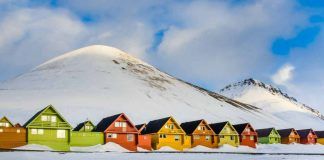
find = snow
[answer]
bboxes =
[155,146,177,152]
[0,45,323,131]
[70,142,129,152]
[14,144,53,151]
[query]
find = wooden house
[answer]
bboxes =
[135,123,152,150]
[209,121,239,147]
[70,120,104,147]
[256,128,281,144]
[142,116,191,151]
[180,119,218,148]
[314,131,324,145]
[277,128,300,144]
[0,117,26,149]
[296,129,317,144]
[24,105,72,151]
[233,123,257,148]
[94,113,139,151]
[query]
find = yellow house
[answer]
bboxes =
[315,131,324,145]
[142,116,191,151]
[209,121,239,147]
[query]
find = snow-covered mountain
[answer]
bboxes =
[0,45,323,130]
[220,78,324,129]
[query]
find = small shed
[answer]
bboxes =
[70,120,104,147]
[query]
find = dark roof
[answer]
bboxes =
[233,123,249,134]
[256,128,274,137]
[180,120,203,134]
[135,124,146,134]
[73,120,93,131]
[94,113,122,132]
[23,107,46,127]
[296,129,314,138]
[277,128,294,137]
[142,117,170,134]
[209,121,228,134]
[315,131,324,138]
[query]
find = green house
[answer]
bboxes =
[70,120,104,147]
[24,105,72,151]
[256,128,281,144]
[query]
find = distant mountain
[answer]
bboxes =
[0,45,323,130]
[220,78,324,128]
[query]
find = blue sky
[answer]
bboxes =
[0,0,323,112]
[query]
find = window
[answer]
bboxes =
[115,122,127,128]
[219,135,224,138]
[250,136,254,140]
[51,116,56,122]
[163,134,166,138]
[122,122,127,127]
[194,135,200,140]
[0,129,3,132]
[107,133,117,138]
[202,126,206,131]
[127,134,134,141]
[245,128,250,132]
[160,134,166,138]
[242,136,246,139]
[0,122,9,127]
[57,130,65,138]
[230,136,235,140]
[197,126,201,130]
[31,129,37,134]
[17,129,21,133]
[174,135,180,141]
[41,115,49,121]
[205,136,211,141]
[38,129,44,135]
[168,124,174,129]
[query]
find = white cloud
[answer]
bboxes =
[271,64,295,88]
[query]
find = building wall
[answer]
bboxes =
[70,131,104,146]
[191,135,217,148]
[240,135,257,148]
[0,127,26,149]
[300,133,317,144]
[218,135,239,147]
[105,133,138,151]
[27,128,70,151]
[258,137,270,144]
[317,138,324,145]
[138,134,151,151]
[281,136,300,144]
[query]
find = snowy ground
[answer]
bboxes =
[0,152,323,160]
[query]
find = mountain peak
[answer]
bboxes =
[220,78,297,102]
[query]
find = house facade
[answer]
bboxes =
[297,129,317,144]
[70,120,104,147]
[277,128,300,144]
[256,128,281,144]
[143,116,191,151]
[180,119,218,148]
[233,123,258,148]
[209,121,239,147]
[24,105,72,151]
[0,117,26,149]
[136,124,152,150]
[94,113,139,151]
[315,131,324,145]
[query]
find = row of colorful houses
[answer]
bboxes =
[0,105,324,151]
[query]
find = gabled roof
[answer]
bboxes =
[277,128,296,137]
[0,116,14,127]
[233,123,249,134]
[73,120,94,131]
[14,123,22,127]
[296,129,316,138]
[209,121,228,134]
[142,117,170,134]
[256,128,275,137]
[136,123,146,134]
[94,113,138,133]
[180,119,203,134]
[315,131,324,138]
[23,104,72,129]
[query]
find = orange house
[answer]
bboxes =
[277,128,300,144]
[233,123,258,148]
[94,113,139,151]
[180,119,218,148]
[296,129,317,144]
[136,124,152,151]
[0,117,26,149]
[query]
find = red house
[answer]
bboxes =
[136,123,152,151]
[233,123,258,148]
[296,129,317,144]
[94,113,139,151]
